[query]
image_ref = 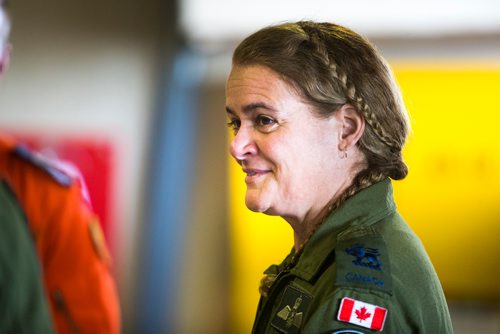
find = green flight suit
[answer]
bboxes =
[0,179,54,333]
[252,179,453,333]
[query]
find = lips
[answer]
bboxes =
[242,168,271,183]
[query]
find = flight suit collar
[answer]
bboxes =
[289,179,396,282]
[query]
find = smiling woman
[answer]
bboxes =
[226,65,356,247]
[225,21,454,333]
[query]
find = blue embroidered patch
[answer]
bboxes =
[336,236,392,294]
[344,272,385,287]
[332,330,366,334]
[345,244,381,270]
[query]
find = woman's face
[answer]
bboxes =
[225,65,346,221]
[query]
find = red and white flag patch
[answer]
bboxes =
[337,297,388,331]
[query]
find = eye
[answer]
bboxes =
[227,118,241,134]
[256,115,277,128]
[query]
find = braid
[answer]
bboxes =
[285,168,385,273]
[331,170,386,214]
[299,23,401,151]
[315,45,399,149]
[295,23,408,181]
[330,63,399,150]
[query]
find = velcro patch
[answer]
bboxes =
[271,285,312,334]
[337,297,387,331]
[335,235,392,294]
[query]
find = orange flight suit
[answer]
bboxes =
[0,135,120,333]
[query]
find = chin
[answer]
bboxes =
[245,193,271,213]
[245,200,267,213]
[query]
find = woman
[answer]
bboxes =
[225,21,453,333]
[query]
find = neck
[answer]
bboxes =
[286,172,359,252]
[291,202,333,250]
[286,184,344,251]
[286,151,367,252]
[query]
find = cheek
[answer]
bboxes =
[272,151,305,195]
[278,140,336,188]
[260,133,324,186]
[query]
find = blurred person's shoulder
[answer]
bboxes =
[0,134,72,188]
[12,144,72,187]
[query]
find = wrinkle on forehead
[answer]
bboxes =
[226,65,301,111]
[226,65,319,121]
[230,63,309,100]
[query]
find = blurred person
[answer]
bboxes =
[226,21,453,333]
[2,8,53,321]
[1,1,53,333]
[0,1,120,333]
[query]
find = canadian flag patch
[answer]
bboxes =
[337,297,388,331]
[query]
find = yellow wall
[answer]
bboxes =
[392,63,500,300]
[229,63,500,332]
[229,156,293,332]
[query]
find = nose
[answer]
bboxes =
[229,126,257,162]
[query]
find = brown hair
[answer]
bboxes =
[232,21,410,212]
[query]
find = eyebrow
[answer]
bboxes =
[225,102,277,115]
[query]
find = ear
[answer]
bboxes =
[0,43,11,76]
[335,103,365,151]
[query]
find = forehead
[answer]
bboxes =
[226,65,300,106]
[227,65,284,90]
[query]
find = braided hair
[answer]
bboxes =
[232,21,410,213]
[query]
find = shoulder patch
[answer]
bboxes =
[335,234,392,295]
[14,145,72,187]
[88,216,112,265]
[271,285,312,334]
[337,297,387,331]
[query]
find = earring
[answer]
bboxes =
[338,147,348,159]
